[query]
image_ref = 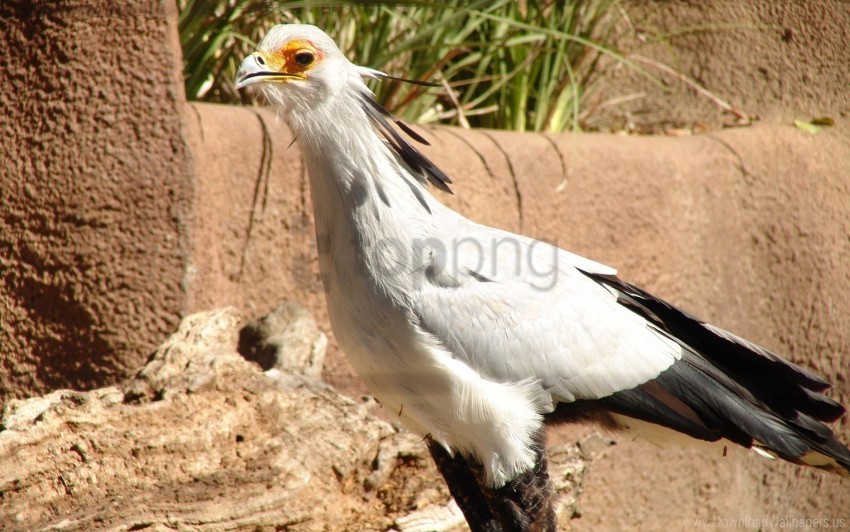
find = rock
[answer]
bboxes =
[238,303,328,377]
[123,307,246,402]
[394,500,466,532]
[0,308,390,530]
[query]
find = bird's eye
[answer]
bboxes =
[294,51,314,67]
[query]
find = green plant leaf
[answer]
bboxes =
[794,119,822,135]
[176,0,659,132]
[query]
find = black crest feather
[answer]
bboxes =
[359,92,453,194]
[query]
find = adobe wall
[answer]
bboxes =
[0,1,192,398]
[593,0,850,133]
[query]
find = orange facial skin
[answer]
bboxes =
[256,39,323,80]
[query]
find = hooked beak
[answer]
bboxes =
[235,53,300,90]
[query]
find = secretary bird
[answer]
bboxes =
[235,24,849,531]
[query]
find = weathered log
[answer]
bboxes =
[0,307,596,531]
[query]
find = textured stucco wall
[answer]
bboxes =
[0,1,192,398]
[592,0,850,133]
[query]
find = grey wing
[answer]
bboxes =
[412,223,683,404]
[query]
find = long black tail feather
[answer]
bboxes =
[577,270,850,477]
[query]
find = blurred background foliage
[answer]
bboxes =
[178,0,633,133]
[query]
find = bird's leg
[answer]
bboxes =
[468,429,558,532]
[427,440,505,532]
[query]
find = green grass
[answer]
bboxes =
[178,0,624,133]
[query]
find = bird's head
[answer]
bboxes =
[235,24,453,193]
[236,24,373,112]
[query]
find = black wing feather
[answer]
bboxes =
[586,272,841,420]
[575,270,850,477]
